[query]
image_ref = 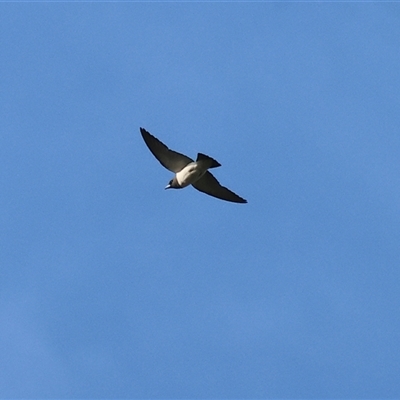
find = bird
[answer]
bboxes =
[140,127,247,204]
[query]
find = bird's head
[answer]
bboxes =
[165,177,181,190]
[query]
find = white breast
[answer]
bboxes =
[176,162,207,187]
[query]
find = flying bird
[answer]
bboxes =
[140,127,247,203]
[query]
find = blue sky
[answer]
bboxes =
[1,3,400,398]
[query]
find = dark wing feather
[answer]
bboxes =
[140,128,193,172]
[192,171,247,203]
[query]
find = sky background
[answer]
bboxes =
[1,3,400,399]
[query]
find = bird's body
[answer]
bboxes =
[170,153,220,188]
[175,162,205,188]
[140,127,247,204]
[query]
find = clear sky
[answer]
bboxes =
[1,3,400,398]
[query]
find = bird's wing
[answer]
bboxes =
[192,171,247,203]
[140,128,193,172]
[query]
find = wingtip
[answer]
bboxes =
[140,127,154,142]
[234,196,247,204]
[225,196,247,204]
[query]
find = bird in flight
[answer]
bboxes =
[140,127,247,204]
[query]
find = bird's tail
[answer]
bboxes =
[196,153,221,168]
